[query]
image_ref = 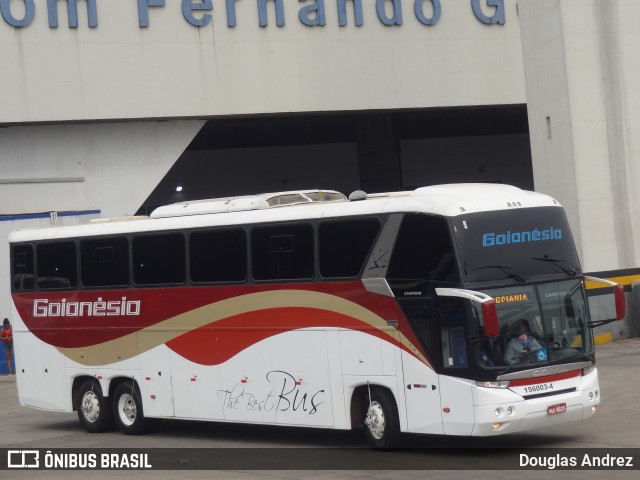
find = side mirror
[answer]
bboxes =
[584,276,627,325]
[435,287,499,337]
[613,284,627,320]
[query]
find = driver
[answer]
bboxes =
[504,319,542,364]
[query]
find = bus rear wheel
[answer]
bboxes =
[113,383,146,435]
[77,380,113,433]
[363,389,400,449]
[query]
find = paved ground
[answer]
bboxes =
[0,338,639,479]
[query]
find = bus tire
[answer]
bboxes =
[113,383,146,435]
[76,380,113,433]
[363,388,400,449]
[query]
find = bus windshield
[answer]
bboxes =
[472,279,594,374]
[451,206,582,284]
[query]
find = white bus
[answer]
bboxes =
[8,184,625,448]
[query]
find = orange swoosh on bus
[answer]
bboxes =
[58,290,429,367]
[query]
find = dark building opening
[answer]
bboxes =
[138,105,531,214]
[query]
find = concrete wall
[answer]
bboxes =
[519,0,640,273]
[0,120,204,217]
[0,0,526,123]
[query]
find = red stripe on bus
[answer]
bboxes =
[165,307,409,366]
[508,370,581,387]
[12,282,402,348]
[12,284,430,367]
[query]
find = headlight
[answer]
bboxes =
[582,365,595,376]
[476,381,510,389]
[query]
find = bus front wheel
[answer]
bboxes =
[113,383,146,435]
[363,388,400,449]
[76,380,113,433]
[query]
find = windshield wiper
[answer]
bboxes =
[499,348,591,376]
[472,265,525,283]
[560,351,592,363]
[532,256,578,276]
[499,350,547,376]
[498,358,525,376]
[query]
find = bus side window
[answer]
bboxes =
[319,218,380,278]
[387,213,458,288]
[12,244,35,291]
[37,241,77,290]
[190,228,247,283]
[251,223,314,281]
[133,233,186,285]
[81,237,130,287]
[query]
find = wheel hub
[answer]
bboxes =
[81,391,100,423]
[366,401,386,440]
[118,393,137,426]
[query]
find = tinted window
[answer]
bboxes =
[12,244,34,291]
[81,237,130,287]
[252,224,314,280]
[319,218,380,278]
[388,214,457,284]
[37,241,77,290]
[190,229,247,283]
[133,233,185,285]
[450,207,580,283]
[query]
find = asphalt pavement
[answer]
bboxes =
[0,338,639,479]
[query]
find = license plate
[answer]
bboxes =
[547,403,567,415]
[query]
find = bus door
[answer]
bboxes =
[400,354,443,434]
[384,213,465,434]
[399,294,478,435]
[437,312,476,436]
[397,297,445,435]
